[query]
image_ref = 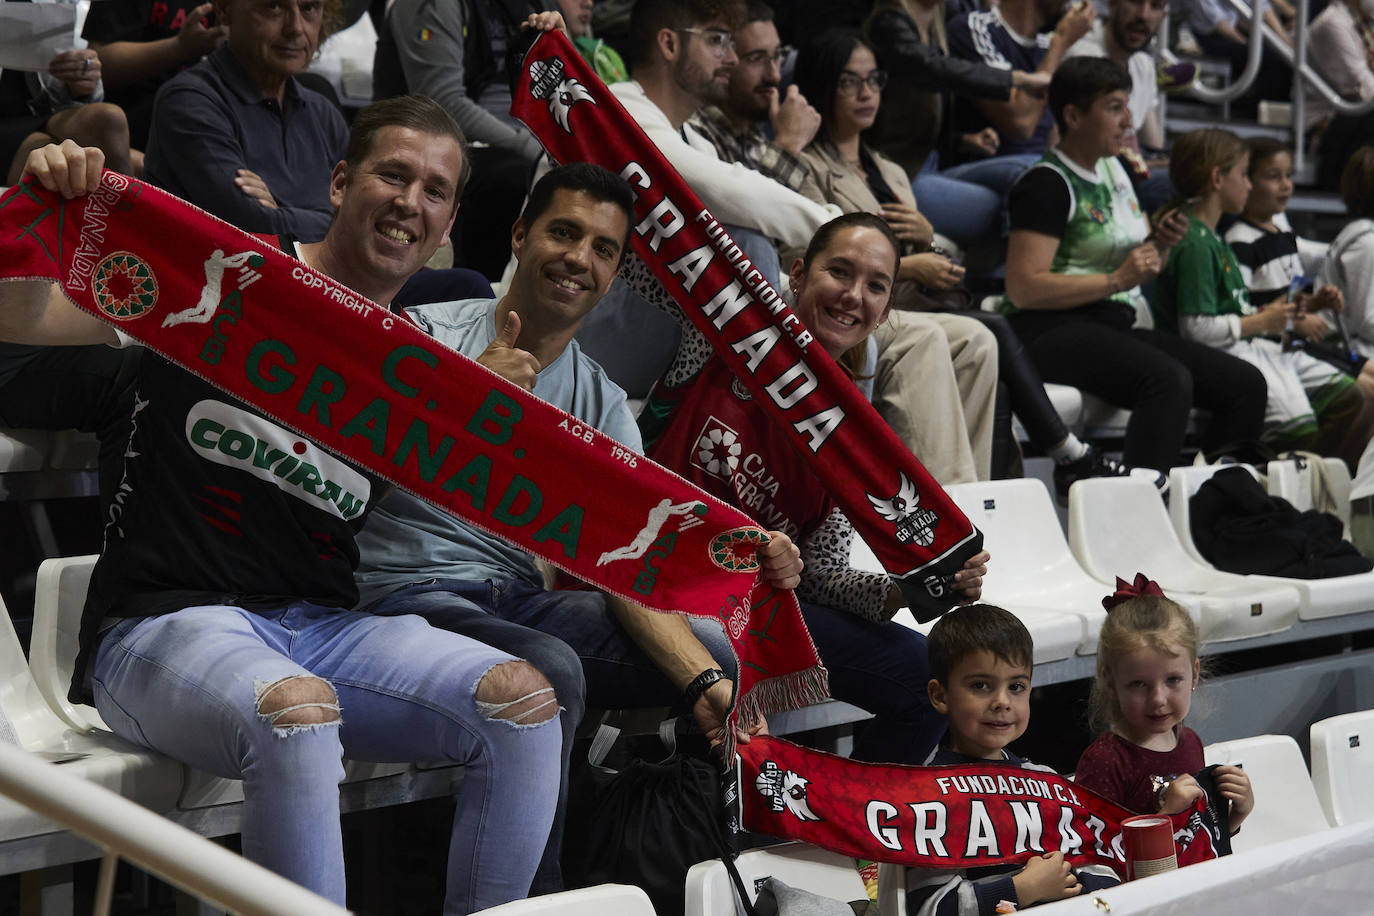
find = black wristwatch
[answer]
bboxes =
[683,668,727,707]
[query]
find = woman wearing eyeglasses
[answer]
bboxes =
[794,30,1162,493]
[861,0,1056,248]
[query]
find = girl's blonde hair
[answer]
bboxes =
[1168,128,1249,201]
[1088,594,1201,733]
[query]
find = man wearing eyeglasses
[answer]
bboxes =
[687,1,822,200]
[566,0,840,408]
[608,0,837,254]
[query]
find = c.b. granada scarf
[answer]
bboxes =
[0,173,826,739]
[738,736,1225,873]
[511,31,983,620]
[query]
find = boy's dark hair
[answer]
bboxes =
[744,0,774,22]
[1048,56,1132,134]
[626,0,747,72]
[1245,136,1289,176]
[927,604,1034,685]
[346,95,471,202]
[519,163,637,252]
[1342,146,1374,219]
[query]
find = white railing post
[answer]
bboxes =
[0,743,351,916]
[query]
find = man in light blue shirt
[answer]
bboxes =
[357,163,802,893]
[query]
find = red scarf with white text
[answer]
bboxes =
[511,31,984,619]
[737,736,1225,873]
[0,174,827,742]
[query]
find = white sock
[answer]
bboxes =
[1049,435,1090,465]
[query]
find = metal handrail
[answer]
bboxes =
[0,742,351,916]
[1172,0,1374,175]
[1227,0,1374,116]
[1184,0,1268,102]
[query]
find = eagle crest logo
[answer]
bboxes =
[867,471,939,547]
[755,761,821,822]
[527,56,597,134]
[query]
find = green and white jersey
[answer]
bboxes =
[1000,149,1150,314]
[1153,214,1252,335]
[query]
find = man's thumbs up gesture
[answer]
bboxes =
[477,310,541,391]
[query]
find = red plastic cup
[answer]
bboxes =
[1121,814,1178,880]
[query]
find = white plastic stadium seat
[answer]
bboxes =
[0,428,49,472]
[31,556,414,812]
[1309,710,1374,826]
[31,555,105,732]
[1204,734,1331,851]
[1170,465,1374,621]
[850,527,1080,664]
[473,884,655,915]
[1068,476,1300,642]
[685,842,868,916]
[1267,457,1352,534]
[0,590,181,845]
[946,478,1114,655]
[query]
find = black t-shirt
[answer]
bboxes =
[1007,165,1072,239]
[82,0,206,111]
[73,352,381,701]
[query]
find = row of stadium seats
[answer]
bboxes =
[850,459,1371,665]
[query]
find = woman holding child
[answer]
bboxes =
[1001,57,1267,475]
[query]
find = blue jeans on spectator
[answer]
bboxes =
[370,578,944,769]
[798,601,944,765]
[371,578,737,709]
[366,578,736,894]
[941,152,1041,196]
[91,602,561,915]
[911,151,1039,246]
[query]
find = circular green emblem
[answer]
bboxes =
[709,527,768,573]
[93,251,158,320]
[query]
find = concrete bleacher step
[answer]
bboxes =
[1164,113,1291,141]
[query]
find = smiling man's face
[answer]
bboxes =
[508,188,629,333]
[327,125,463,294]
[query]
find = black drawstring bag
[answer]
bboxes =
[564,740,758,916]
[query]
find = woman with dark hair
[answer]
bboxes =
[795,30,1149,498]
[861,0,1057,246]
[631,213,990,765]
[1001,56,1266,477]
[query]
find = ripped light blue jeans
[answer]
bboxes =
[90,602,562,915]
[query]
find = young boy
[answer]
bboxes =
[905,605,1120,915]
[1225,137,1374,395]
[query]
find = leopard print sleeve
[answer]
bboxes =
[620,252,714,388]
[795,507,896,623]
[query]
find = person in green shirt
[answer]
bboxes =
[560,0,629,83]
[1153,128,1373,467]
[1002,57,1266,481]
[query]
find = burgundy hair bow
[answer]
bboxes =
[1101,573,1165,612]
